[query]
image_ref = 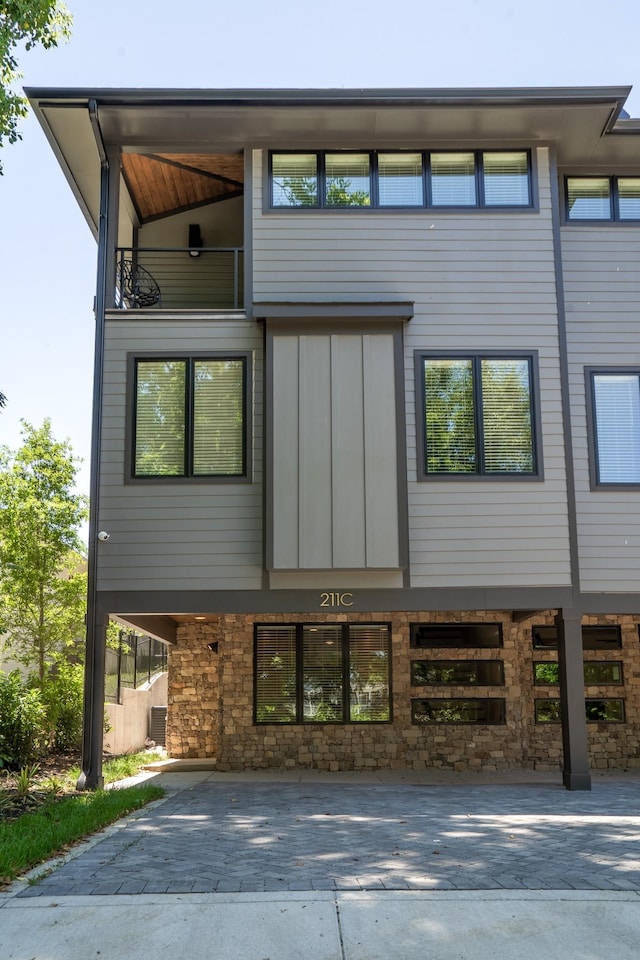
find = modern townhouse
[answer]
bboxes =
[28,84,640,789]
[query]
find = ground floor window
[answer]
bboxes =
[535,699,625,723]
[254,623,391,724]
[412,698,506,724]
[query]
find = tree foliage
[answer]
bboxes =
[279,175,370,207]
[0,1,72,171]
[424,358,534,474]
[0,419,87,683]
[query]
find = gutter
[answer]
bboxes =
[77,100,109,790]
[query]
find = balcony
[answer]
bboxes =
[115,246,244,311]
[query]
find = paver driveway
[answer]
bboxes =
[20,772,640,896]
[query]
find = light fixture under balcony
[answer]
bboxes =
[188,223,203,257]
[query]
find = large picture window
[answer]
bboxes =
[254,623,391,724]
[418,353,538,477]
[133,356,247,478]
[589,371,640,485]
[270,150,532,210]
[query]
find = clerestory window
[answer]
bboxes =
[270,150,532,210]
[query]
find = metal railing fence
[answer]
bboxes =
[105,632,168,704]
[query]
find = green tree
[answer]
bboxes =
[280,175,370,207]
[0,1,72,172]
[0,419,87,684]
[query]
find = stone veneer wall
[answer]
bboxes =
[166,611,640,771]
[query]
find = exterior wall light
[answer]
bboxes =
[188,223,203,257]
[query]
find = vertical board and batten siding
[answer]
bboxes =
[271,332,399,569]
[562,226,640,591]
[252,148,571,588]
[98,316,263,592]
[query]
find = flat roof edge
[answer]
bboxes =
[25,84,633,109]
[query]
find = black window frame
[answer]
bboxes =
[416,351,542,480]
[411,697,506,725]
[411,659,505,686]
[411,623,503,649]
[254,622,392,725]
[269,149,533,211]
[533,661,624,685]
[564,175,640,223]
[532,624,622,650]
[129,352,251,483]
[535,698,625,723]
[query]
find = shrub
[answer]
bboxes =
[0,671,47,769]
[40,662,84,753]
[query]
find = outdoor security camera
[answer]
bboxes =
[97,531,111,542]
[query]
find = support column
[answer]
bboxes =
[78,113,120,790]
[77,612,107,790]
[556,609,591,790]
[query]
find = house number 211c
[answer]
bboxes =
[320,592,353,607]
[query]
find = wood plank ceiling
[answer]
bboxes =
[121,152,244,223]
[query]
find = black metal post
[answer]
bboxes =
[556,609,591,790]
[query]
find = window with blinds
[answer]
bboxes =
[378,153,423,207]
[255,626,297,723]
[420,354,537,477]
[483,152,530,206]
[592,373,640,484]
[133,356,247,478]
[269,150,532,210]
[566,176,640,222]
[255,623,391,724]
[324,153,370,206]
[271,153,318,207]
[430,152,476,206]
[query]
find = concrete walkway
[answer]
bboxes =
[2,768,640,958]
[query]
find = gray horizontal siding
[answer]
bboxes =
[253,148,570,589]
[562,225,640,592]
[97,316,263,593]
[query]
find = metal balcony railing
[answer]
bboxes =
[115,247,244,310]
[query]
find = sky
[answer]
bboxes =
[2,0,640,504]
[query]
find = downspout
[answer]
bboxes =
[77,100,110,789]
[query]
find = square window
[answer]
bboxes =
[255,624,390,724]
[271,153,318,207]
[566,177,612,220]
[324,154,371,207]
[133,357,247,478]
[420,354,537,477]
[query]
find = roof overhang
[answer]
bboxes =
[26,85,640,236]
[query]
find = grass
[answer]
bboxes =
[0,784,164,884]
[63,750,165,789]
[0,751,166,886]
